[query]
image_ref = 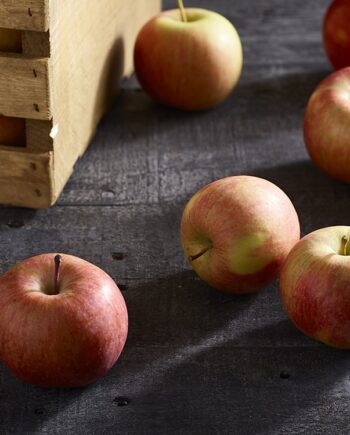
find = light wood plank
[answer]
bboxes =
[0,148,53,207]
[0,55,51,120]
[0,0,49,32]
[22,31,50,57]
[48,0,161,203]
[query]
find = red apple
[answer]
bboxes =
[0,27,22,53]
[304,67,350,182]
[323,0,350,70]
[280,226,350,348]
[134,2,243,111]
[0,115,26,147]
[0,254,128,388]
[180,176,300,294]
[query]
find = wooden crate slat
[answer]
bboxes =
[0,0,162,208]
[50,0,162,201]
[0,148,53,208]
[22,31,50,57]
[26,119,53,151]
[0,0,49,31]
[0,55,51,120]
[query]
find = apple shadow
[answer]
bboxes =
[232,69,330,113]
[124,269,261,349]
[248,160,350,234]
[0,266,348,434]
[89,314,349,433]
[59,68,331,206]
[0,269,260,433]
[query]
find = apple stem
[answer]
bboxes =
[178,0,188,22]
[189,245,212,262]
[341,236,349,256]
[54,254,62,294]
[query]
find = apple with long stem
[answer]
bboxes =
[280,226,350,348]
[0,254,128,388]
[181,176,300,294]
[134,0,243,111]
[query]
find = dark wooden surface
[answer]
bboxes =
[1,0,350,434]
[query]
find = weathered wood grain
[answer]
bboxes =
[0,148,53,208]
[0,0,348,434]
[26,120,53,152]
[0,55,51,120]
[0,345,349,435]
[48,0,161,206]
[0,0,49,32]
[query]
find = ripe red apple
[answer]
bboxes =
[280,226,350,348]
[180,176,300,294]
[134,1,243,111]
[0,115,26,147]
[304,67,350,182]
[0,254,128,388]
[323,0,350,70]
[0,28,22,53]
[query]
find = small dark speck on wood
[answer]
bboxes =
[28,8,33,17]
[112,252,126,261]
[280,371,291,379]
[7,220,24,229]
[34,408,45,415]
[113,397,130,407]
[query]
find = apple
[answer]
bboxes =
[304,67,350,182]
[280,226,350,349]
[0,254,128,388]
[0,28,22,53]
[134,0,243,111]
[180,176,300,294]
[323,0,350,70]
[0,115,26,147]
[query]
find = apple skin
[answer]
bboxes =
[280,226,350,349]
[0,115,26,147]
[323,0,350,70]
[134,8,243,111]
[304,67,350,182]
[0,28,22,53]
[0,254,128,388]
[180,176,300,294]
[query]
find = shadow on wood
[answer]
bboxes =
[249,160,350,234]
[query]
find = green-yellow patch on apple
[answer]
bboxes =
[228,232,272,275]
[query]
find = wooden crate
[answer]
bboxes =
[0,0,161,208]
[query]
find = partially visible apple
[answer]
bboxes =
[304,67,350,182]
[0,115,26,147]
[0,254,128,388]
[280,226,350,349]
[180,176,300,294]
[134,1,243,111]
[0,29,24,147]
[323,0,350,70]
[0,28,22,53]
